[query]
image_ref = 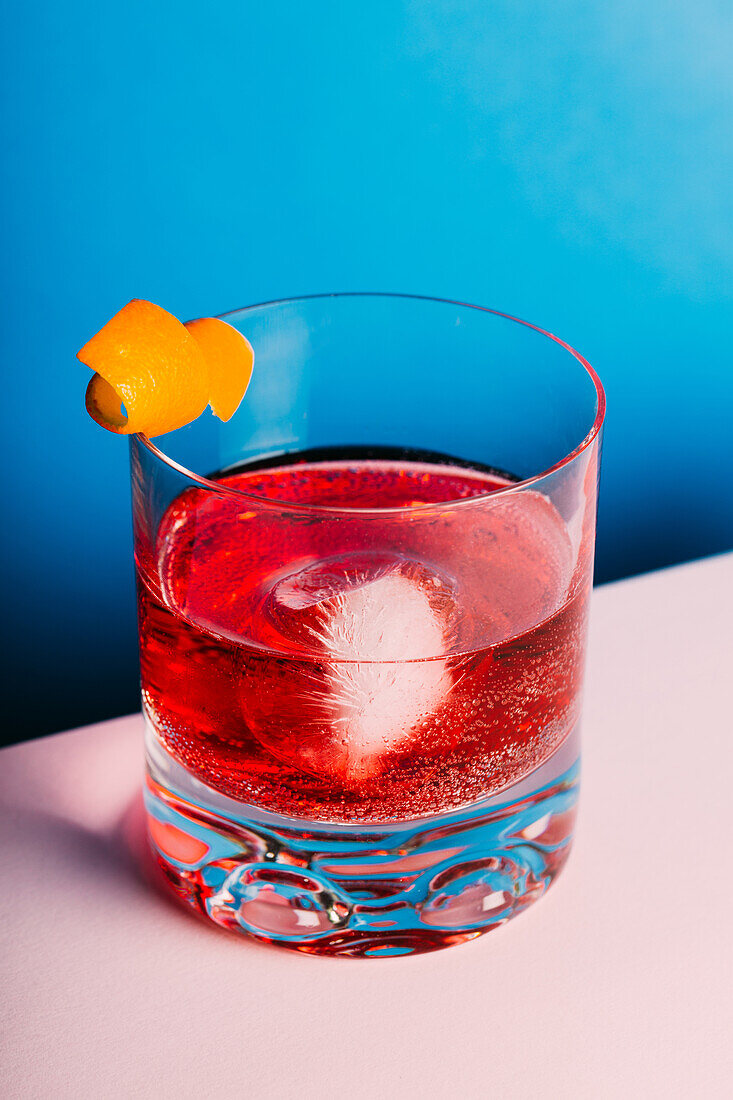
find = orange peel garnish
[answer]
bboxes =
[78,299,254,437]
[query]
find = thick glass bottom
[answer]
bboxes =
[144,725,579,957]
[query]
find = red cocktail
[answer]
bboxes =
[133,293,604,956]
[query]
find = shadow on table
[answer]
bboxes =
[2,790,240,942]
[0,726,282,953]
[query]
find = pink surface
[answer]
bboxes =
[2,555,732,1099]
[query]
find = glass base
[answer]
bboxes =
[144,725,579,958]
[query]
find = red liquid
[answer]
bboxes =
[138,457,590,822]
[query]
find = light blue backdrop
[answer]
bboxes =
[3,1,732,739]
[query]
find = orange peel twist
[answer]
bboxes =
[78,299,254,437]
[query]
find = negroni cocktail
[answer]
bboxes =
[123,292,603,956]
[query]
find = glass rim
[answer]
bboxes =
[136,291,606,515]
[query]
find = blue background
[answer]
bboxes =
[3,1,732,742]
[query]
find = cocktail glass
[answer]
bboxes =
[131,293,605,957]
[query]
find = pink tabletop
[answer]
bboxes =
[2,555,732,1099]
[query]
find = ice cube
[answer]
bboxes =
[266,553,461,660]
[244,554,458,782]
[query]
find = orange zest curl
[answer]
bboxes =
[78,299,254,437]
